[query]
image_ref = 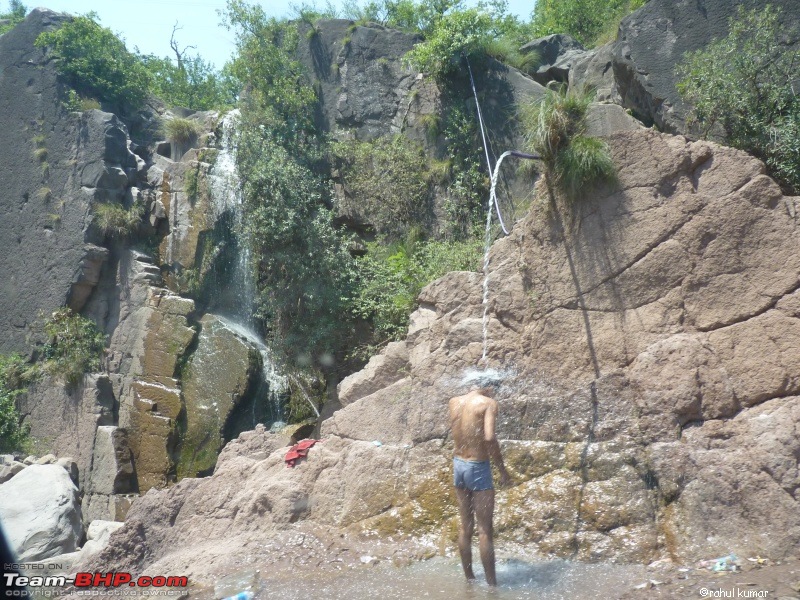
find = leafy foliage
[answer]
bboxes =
[330,135,434,239]
[523,87,615,201]
[439,98,489,237]
[353,233,481,354]
[142,54,237,111]
[42,308,105,386]
[35,14,151,109]
[223,1,317,138]
[530,0,647,47]
[0,0,26,35]
[224,2,357,367]
[238,121,358,362]
[0,354,37,453]
[677,5,800,193]
[405,7,492,79]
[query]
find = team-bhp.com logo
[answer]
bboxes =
[4,571,188,595]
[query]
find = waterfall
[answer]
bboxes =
[208,110,287,426]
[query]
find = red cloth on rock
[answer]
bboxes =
[284,439,321,467]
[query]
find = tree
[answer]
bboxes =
[677,5,800,193]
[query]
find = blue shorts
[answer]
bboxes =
[453,457,493,491]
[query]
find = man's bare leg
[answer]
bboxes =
[454,487,476,580]
[474,489,497,585]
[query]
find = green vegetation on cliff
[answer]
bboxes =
[35,12,233,111]
[224,1,356,365]
[677,5,800,194]
[41,308,105,386]
[0,0,25,35]
[531,0,647,47]
[523,87,615,201]
[353,234,481,356]
[330,135,434,239]
[36,13,151,109]
[0,354,36,453]
[93,201,144,239]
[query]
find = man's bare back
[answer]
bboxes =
[449,390,497,462]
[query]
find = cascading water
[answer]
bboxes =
[208,110,287,425]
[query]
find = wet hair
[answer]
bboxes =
[461,368,504,390]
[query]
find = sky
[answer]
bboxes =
[21,0,536,68]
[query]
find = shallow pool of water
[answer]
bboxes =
[260,556,646,599]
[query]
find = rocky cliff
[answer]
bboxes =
[84,128,800,589]
[3,1,799,590]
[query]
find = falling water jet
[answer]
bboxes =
[207,111,288,427]
[481,150,541,362]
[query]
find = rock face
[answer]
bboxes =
[87,129,800,578]
[178,314,261,478]
[0,9,113,352]
[0,464,82,561]
[297,19,548,234]
[520,34,587,86]
[613,0,800,133]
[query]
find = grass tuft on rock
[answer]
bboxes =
[165,117,199,145]
[523,87,615,202]
[93,201,144,239]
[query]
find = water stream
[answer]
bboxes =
[208,110,287,426]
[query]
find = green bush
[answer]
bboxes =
[677,5,800,193]
[223,1,317,137]
[35,14,151,109]
[439,99,489,237]
[0,1,26,35]
[353,233,482,354]
[523,87,615,201]
[93,201,144,239]
[42,308,105,386]
[330,135,434,239]
[405,7,493,79]
[530,0,647,47]
[0,353,37,454]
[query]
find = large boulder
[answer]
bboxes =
[0,464,82,561]
[613,0,800,133]
[520,34,587,86]
[178,314,261,478]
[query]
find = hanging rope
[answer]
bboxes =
[464,55,541,236]
[464,54,511,235]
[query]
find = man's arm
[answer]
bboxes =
[484,400,511,486]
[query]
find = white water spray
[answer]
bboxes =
[207,110,288,426]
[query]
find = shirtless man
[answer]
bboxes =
[448,378,511,586]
